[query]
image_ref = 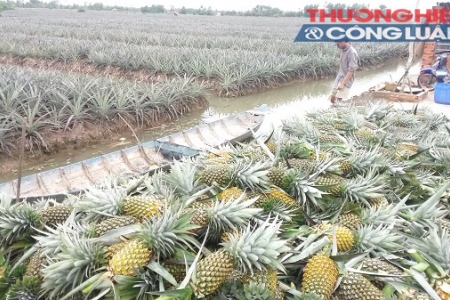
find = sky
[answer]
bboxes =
[55,0,432,11]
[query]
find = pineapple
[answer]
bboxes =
[188,199,215,231]
[191,217,290,297]
[24,249,45,279]
[188,193,261,239]
[286,158,316,172]
[265,140,277,154]
[122,195,163,222]
[314,174,344,197]
[267,166,286,187]
[109,239,152,276]
[219,186,247,202]
[242,267,278,293]
[333,272,384,299]
[108,208,199,276]
[199,159,271,192]
[207,150,232,164]
[338,212,362,231]
[106,239,134,260]
[92,215,138,237]
[75,183,163,223]
[301,253,339,300]
[39,204,73,227]
[263,187,300,209]
[315,223,355,252]
[368,196,389,209]
[360,257,403,289]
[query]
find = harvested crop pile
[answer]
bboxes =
[0,101,449,299]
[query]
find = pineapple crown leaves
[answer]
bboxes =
[206,193,263,233]
[282,169,326,211]
[238,281,274,300]
[341,169,387,206]
[220,216,291,275]
[406,226,450,275]
[346,146,387,174]
[6,275,41,300]
[75,183,128,222]
[39,227,108,299]
[162,157,203,199]
[398,181,450,224]
[360,193,409,227]
[112,266,159,300]
[233,159,272,192]
[355,224,405,254]
[0,201,42,245]
[138,208,200,259]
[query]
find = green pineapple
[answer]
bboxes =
[191,217,290,298]
[267,166,287,187]
[24,249,45,280]
[338,212,362,231]
[199,159,271,192]
[333,272,384,299]
[359,257,404,289]
[90,215,138,237]
[39,204,73,227]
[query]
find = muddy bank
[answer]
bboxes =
[0,54,406,98]
[0,98,208,178]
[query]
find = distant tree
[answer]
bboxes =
[303,4,319,18]
[180,6,187,14]
[141,4,165,13]
[0,1,8,12]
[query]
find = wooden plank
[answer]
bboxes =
[370,85,428,102]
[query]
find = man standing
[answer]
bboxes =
[329,38,359,103]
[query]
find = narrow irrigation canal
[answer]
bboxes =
[0,58,420,183]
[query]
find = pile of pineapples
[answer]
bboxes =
[1,101,450,300]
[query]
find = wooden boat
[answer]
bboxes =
[157,104,267,150]
[0,105,267,201]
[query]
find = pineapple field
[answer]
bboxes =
[0,9,410,165]
[0,100,449,299]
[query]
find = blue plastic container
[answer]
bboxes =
[434,82,450,105]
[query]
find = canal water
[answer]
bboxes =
[0,58,421,183]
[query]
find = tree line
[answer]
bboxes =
[0,1,387,17]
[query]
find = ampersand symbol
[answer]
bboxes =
[305,27,324,40]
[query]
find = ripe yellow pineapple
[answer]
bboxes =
[122,195,163,222]
[308,150,329,161]
[109,239,152,276]
[106,239,134,260]
[219,186,247,202]
[301,253,339,300]
[315,223,355,252]
[263,187,299,209]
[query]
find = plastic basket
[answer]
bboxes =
[434,82,450,105]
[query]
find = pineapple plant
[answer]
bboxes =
[190,217,290,298]
[6,275,41,300]
[88,215,139,237]
[301,253,339,300]
[218,186,247,202]
[338,212,362,231]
